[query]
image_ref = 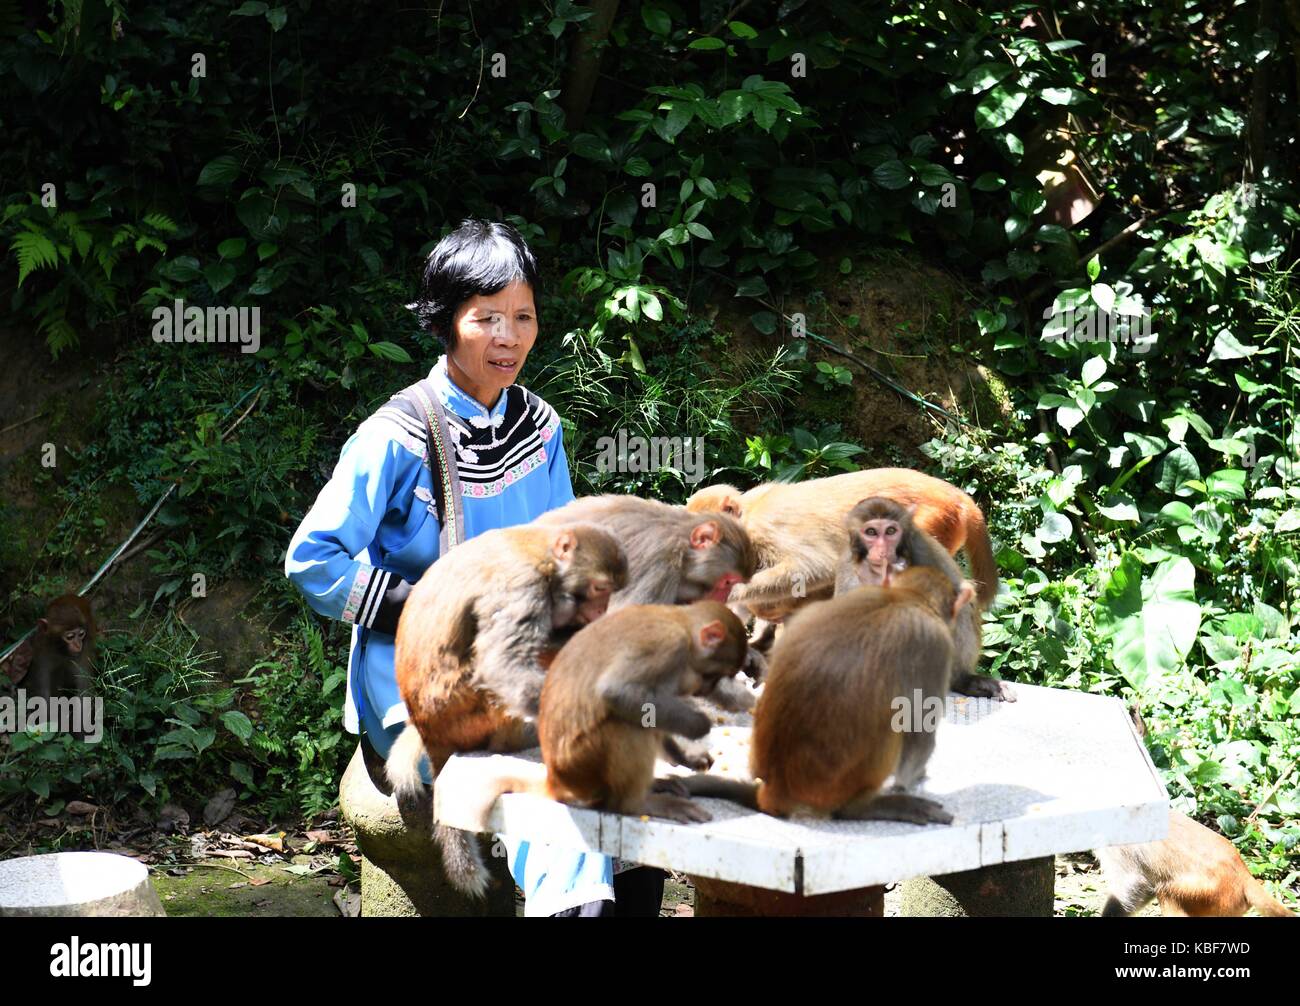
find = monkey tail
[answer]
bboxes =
[435,825,493,899]
[1246,880,1294,917]
[437,769,550,898]
[963,504,999,608]
[681,774,761,810]
[385,723,431,798]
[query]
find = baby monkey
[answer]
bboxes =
[447,601,747,895]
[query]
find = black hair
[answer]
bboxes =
[406,219,541,347]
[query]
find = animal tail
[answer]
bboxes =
[384,723,430,799]
[1246,880,1294,917]
[681,774,761,810]
[963,502,999,608]
[439,764,549,899]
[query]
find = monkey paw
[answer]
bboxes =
[642,793,712,824]
[951,672,1016,702]
[650,777,691,798]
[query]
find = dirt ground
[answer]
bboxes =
[145,852,1144,917]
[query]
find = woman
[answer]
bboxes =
[285,219,662,917]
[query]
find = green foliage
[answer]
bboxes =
[0,622,241,805]
[1,1,1297,882]
[232,615,349,818]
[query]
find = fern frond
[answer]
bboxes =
[38,313,78,359]
[11,230,59,286]
[142,212,178,233]
[134,234,166,253]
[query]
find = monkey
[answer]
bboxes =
[685,566,973,825]
[1096,809,1294,917]
[536,494,763,711]
[836,497,1014,701]
[534,495,757,608]
[686,468,999,617]
[18,595,96,704]
[440,601,749,896]
[383,523,627,893]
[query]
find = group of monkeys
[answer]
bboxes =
[2,468,1289,916]
[384,468,1011,897]
[383,467,1295,917]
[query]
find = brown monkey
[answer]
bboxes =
[687,468,999,614]
[384,523,627,893]
[444,601,749,895]
[1097,810,1294,917]
[837,497,1013,701]
[535,495,757,608]
[16,595,96,703]
[687,566,972,824]
[537,493,763,709]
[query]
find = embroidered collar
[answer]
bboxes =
[430,356,512,423]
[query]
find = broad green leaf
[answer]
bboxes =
[1208,329,1259,361]
[221,711,254,742]
[872,160,912,190]
[369,341,414,363]
[1098,554,1201,690]
[198,155,241,187]
[1157,448,1201,496]
[974,86,1028,129]
[641,6,671,35]
[1081,356,1106,387]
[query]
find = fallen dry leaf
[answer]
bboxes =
[245,833,286,853]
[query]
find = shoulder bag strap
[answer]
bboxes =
[405,379,466,552]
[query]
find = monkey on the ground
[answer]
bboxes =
[443,601,749,895]
[384,523,627,891]
[836,497,1013,701]
[537,494,763,709]
[686,468,999,616]
[686,566,972,825]
[4,595,97,703]
[1097,809,1294,917]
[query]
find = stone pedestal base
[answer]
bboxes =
[691,876,883,917]
[899,857,1055,917]
[339,742,514,917]
[0,851,166,917]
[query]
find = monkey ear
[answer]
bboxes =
[905,503,920,518]
[952,581,975,621]
[551,529,577,562]
[689,520,721,549]
[36,618,49,633]
[697,619,727,651]
[723,497,742,518]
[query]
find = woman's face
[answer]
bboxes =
[446,280,538,409]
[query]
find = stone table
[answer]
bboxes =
[434,683,1168,916]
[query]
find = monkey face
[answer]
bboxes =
[62,628,86,655]
[849,517,908,587]
[574,578,615,626]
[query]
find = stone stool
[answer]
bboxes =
[0,851,166,917]
[338,741,515,917]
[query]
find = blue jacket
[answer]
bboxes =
[284,355,576,734]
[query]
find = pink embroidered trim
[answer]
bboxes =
[341,565,373,623]
[461,447,547,498]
